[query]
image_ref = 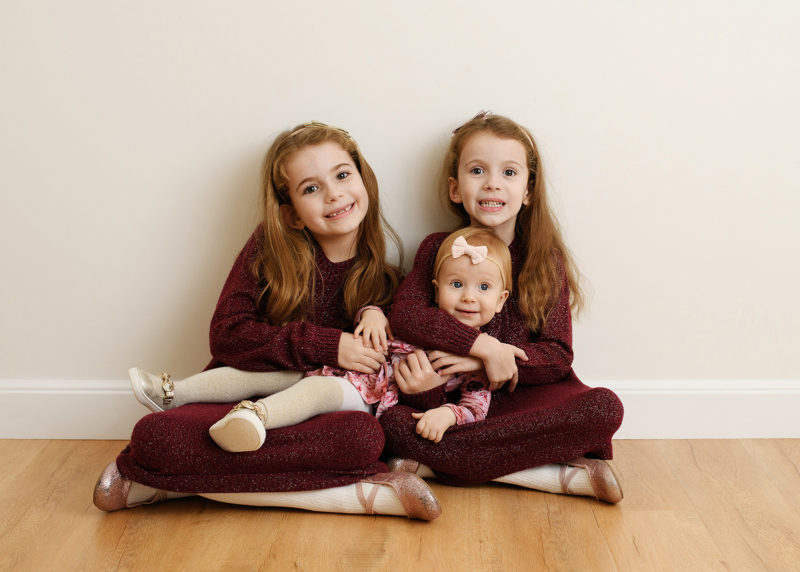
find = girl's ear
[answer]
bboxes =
[448,177,462,204]
[280,204,305,230]
[432,279,440,304]
[495,289,510,313]
[522,185,532,206]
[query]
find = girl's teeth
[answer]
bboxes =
[480,201,504,207]
[327,204,353,217]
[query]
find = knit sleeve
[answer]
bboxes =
[208,229,342,372]
[389,232,481,355]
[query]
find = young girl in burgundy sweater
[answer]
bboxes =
[93,122,441,520]
[207,226,513,452]
[382,112,625,503]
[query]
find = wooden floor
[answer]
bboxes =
[1,440,799,571]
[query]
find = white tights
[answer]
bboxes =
[412,463,593,497]
[201,483,403,515]
[255,376,371,430]
[166,368,305,408]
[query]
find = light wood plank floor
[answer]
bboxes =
[1,439,799,571]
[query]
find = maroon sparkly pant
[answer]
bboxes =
[116,371,621,492]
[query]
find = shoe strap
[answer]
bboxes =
[559,464,582,495]
[355,482,379,515]
[232,400,267,425]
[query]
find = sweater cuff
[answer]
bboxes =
[313,327,343,368]
[450,322,483,356]
[398,385,447,411]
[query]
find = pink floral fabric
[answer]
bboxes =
[308,340,490,424]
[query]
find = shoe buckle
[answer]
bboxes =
[160,372,174,406]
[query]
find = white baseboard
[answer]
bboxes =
[1,379,798,440]
[600,379,800,439]
[0,380,146,440]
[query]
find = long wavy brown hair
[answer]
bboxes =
[253,122,402,325]
[441,113,584,332]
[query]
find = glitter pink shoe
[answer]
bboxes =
[93,461,168,511]
[356,472,442,520]
[387,457,420,474]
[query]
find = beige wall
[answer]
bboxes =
[1,1,798,383]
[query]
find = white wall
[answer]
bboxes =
[1,1,799,437]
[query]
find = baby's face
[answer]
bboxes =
[433,256,509,329]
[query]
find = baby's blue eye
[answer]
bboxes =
[479,283,489,291]
[452,280,463,288]
[504,169,516,176]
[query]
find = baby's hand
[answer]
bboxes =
[412,407,457,443]
[354,308,392,352]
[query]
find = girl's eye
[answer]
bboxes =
[479,283,490,291]
[451,280,463,289]
[336,171,350,180]
[504,169,516,177]
[303,185,319,195]
[469,167,484,175]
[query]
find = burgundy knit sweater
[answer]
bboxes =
[206,228,355,372]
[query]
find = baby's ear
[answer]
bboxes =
[280,204,305,230]
[495,289,510,313]
[432,279,440,304]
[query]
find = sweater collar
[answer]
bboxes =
[312,238,356,272]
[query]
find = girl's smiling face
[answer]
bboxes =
[281,141,369,261]
[448,132,531,245]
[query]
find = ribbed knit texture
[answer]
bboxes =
[116,226,387,493]
[383,232,623,485]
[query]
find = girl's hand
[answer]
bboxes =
[470,333,528,391]
[353,308,392,352]
[412,407,457,443]
[338,332,386,374]
[394,350,449,394]
[428,351,484,376]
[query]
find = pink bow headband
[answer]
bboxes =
[446,235,508,289]
[434,232,509,290]
[451,236,488,264]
